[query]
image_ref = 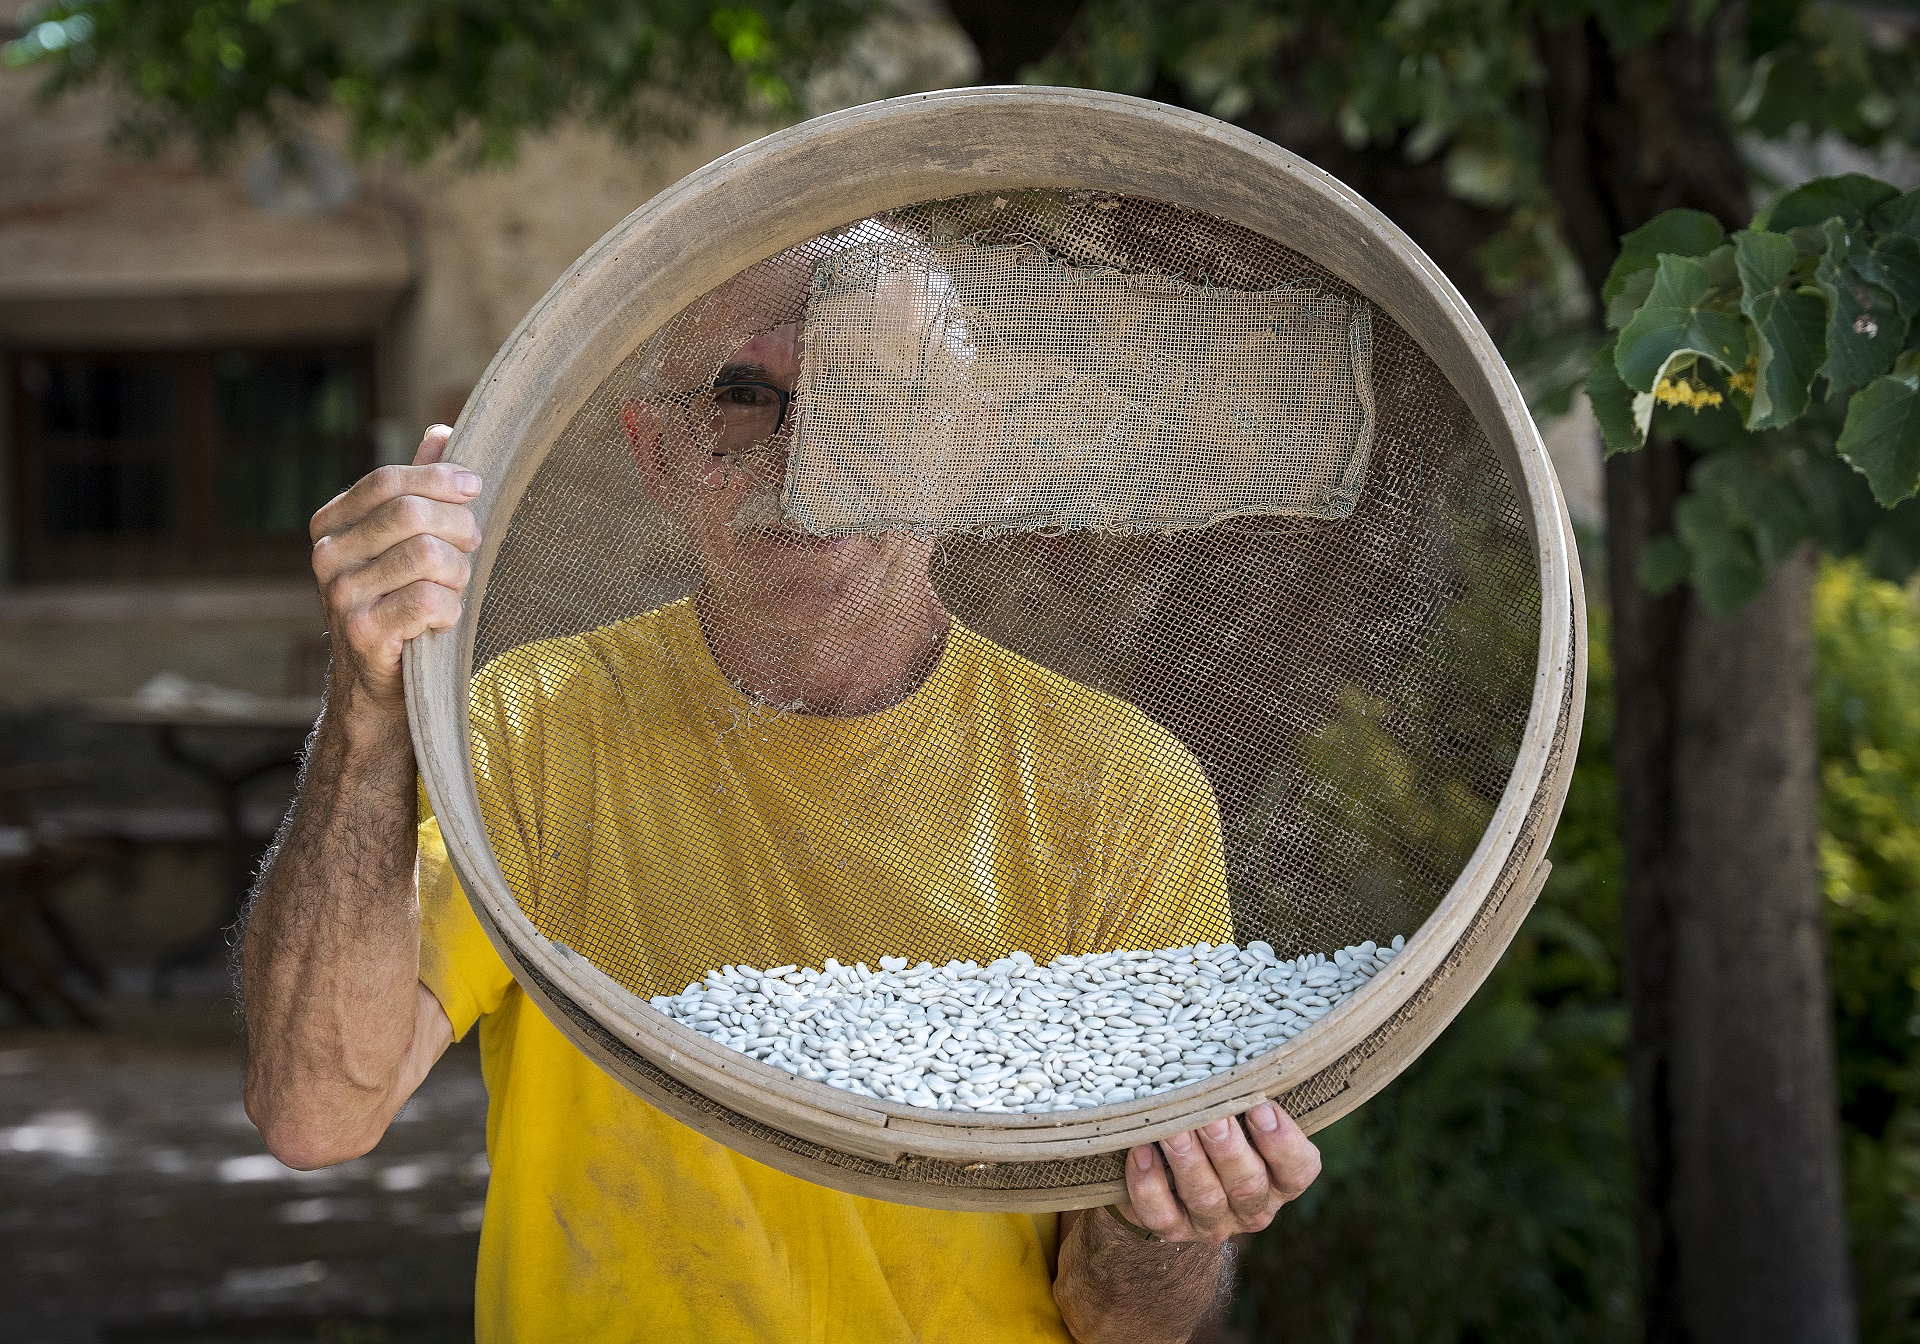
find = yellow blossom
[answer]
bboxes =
[1653,375,1724,411]
[1727,357,1758,396]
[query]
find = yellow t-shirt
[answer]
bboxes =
[418,597,1230,1342]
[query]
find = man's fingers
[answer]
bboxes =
[1196,1116,1280,1227]
[302,428,475,704]
[1121,1143,1192,1241]
[313,493,482,583]
[311,459,481,543]
[1244,1102,1321,1201]
[340,580,464,667]
[1158,1128,1237,1242]
[413,424,453,467]
[327,533,473,616]
[378,578,464,636]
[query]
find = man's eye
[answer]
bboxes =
[718,386,769,406]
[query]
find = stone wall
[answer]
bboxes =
[0,74,753,712]
[0,76,755,971]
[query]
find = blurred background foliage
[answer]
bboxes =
[1227,503,1537,951]
[0,0,886,161]
[1241,551,1920,1343]
[1821,557,1920,1344]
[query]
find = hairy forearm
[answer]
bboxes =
[241,688,425,1167]
[1055,1208,1237,1344]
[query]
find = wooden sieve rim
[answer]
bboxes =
[404,87,1584,1173]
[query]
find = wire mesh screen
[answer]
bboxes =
[469,189,1540,1100]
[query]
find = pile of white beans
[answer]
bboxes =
[651,936,1404,1112]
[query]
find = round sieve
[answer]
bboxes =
[406,87,1587,1213]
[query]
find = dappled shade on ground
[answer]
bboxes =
[0,1021,485,1343]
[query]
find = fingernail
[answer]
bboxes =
[1166,1131,1193,1155]
[1131,1146,1154,1172]
[1204,1120,1231,1142]
[1250,1103,1280,1132]
[455,471,482,495]
[429,423,452,436]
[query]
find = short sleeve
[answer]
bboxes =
[416,798,516,1041]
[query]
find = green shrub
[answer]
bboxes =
[1817,559,1920,1343]
[1235,561,1920,1342]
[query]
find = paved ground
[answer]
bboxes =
[2,1001,1253,1344]
[0,1004,487,1343]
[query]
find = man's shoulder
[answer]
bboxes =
[950,625,1201,782]
[473,599,694,707]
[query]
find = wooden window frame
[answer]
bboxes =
[8,344,376,582]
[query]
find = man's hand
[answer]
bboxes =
[1054,1102,1319,1343]
[1117,1100,1321,1245]
[309,425,481,723]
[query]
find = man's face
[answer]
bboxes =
[623,289,936,627]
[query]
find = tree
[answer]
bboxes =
[0,0,882,161]
[15,1,1920,1338]
[1030,9,1920,1339]
[1586,177,1920,1343]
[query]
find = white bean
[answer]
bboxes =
[649,937,1403,1112]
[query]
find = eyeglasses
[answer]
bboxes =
[705,378,790,450]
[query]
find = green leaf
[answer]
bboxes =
[1602,209,1726,309]
[1594,0,1673,51]
[1790,457,1857,553]
[1862,499,1920,585]
[1696,446,1813,568]
[1735,229,1827,429]
[1605,267,1656,332]
[1837,372,1920,507]
[1675,490,1767,614]
[1634,387,1657,445]
[1746,0,1798,55]
[1615,253,1749,392]
[1812,191,1920,324]
[1869,188,1920,243]
[1857,232,1920,323]
[1639,535,1691,593]
[1756,173,1902,233]
[1652,434,1835,614]
[1784,414,1886,556]
[1698,242,1739,291]
[1816,219,1908,394]
[1588,339,1643,455]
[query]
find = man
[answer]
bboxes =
[242,264,1322,1342]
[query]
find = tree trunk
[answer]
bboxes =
[1611,496,1855,1344]
[1544,10,1858,1342]
[1669,545,1855,1341]
[942,0,1084,82]
[1605,437,1690,1338]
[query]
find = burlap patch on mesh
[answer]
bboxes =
[784,240,1375,537]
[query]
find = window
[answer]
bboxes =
[9,346,375,580]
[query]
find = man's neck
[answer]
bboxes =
[696,578,951,718]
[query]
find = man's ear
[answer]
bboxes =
[620,398,671,509]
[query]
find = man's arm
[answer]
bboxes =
[241,425,481,1169]
[1054,1101,1321,1344]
